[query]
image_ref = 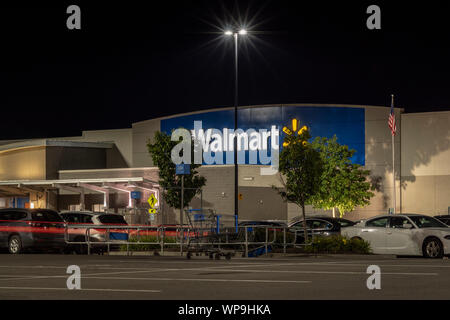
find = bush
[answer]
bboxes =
[303,235,371,254]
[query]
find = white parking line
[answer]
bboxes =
[0,286,161,293]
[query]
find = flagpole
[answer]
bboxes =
[391,94,396,214]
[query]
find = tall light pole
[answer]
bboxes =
[225,28,247,220]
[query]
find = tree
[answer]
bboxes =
[274,123,323,242]
[147,131,206,210]
[310,135,375,218]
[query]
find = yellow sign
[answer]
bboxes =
[147,194,158,214]
[238,193,243,200]
[283,118,309,147]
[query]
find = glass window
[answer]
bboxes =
[97,214,127,225]
[309,220,333,230]
[292,220,312,229]
[0,212,10,222]
[0,211,27,221]
[408,216,448,228]
[390,217,412,229]
[11,212,27,220]
[366,217,389,228]
[32,210,64,222]
[80,214,93,224]
[339,219,356,227]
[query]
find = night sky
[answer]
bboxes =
[1,1,450,139]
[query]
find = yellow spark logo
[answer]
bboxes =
[282,119,308,147]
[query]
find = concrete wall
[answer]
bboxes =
[132,119,160,167]
[53,129,133,168]
[0,146,46,180]
[46,147,107,179]
[401,111,450,215]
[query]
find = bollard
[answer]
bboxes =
[126,228,129,256]
[107,228,110,255]
[87,228,91,255]
[245,227,248,258]
[283,227,286,254]
[265,227,268,256]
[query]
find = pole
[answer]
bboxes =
[180,175,184,255]
[391,94,396,214]
[234,32,239,219]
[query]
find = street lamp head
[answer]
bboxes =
[224,30,233,36]
[238,29,247,35]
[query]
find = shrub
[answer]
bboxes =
[303,235,371,254]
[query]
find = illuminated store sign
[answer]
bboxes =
[162,106,366,167]
[171,121,279,175]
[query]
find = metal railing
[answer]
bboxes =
[63,224,309,257]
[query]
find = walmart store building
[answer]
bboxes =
[0,104,448,223]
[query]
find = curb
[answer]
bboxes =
[107,251,396,259]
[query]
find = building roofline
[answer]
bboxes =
[132,103,403,126]
[0,140,114,154]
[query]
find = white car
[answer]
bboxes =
[341,214,450,258]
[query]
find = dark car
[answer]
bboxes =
[0,208,66,254]
[60,211,129,254]
[238,220,287,232]
[288,216,356,243]
[434,215,450,226]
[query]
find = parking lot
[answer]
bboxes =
[0,254,449,300]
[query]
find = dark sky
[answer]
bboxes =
[1,1,450,139]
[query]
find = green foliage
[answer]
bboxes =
[147,131,206,209]
[303,235,371,254]
[276,128,323,207]
[274,126,323,242]
[310,135,375,218]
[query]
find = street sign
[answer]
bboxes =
[147,193,158,214]
[149,213,155,221]
[176,164,191,175]
[130,191,141,199]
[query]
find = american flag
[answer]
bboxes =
[388,105,397,136]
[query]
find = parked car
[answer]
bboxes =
[0,208,66,254]
[341,214,450,258]
[60,211,129,254]
[434,215,450,226]
[288,216,355,243]
[238,220,287,231]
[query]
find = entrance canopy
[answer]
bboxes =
[0,177,160,211]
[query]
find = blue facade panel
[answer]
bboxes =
[161,106,365,165]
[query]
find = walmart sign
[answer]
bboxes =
[161,105,365,166]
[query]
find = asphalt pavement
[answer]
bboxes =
[0,253,449,299]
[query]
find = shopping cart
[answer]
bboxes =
[184,209,240,260]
